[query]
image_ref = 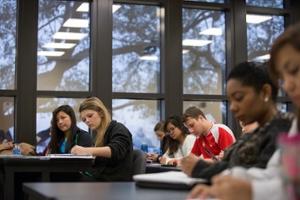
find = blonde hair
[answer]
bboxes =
[79,97,111,147]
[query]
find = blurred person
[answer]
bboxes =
[188,24,300,199]
[146,121,170,162]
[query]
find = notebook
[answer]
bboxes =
[133,171,207,190]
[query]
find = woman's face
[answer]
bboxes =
[80,109,101,130]
[276,44,300,108]
[227,79,266,125]
[155,130,165,141]
[166,122,182,140]
[56,111,72,133]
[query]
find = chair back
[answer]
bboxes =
[132,149,146,175]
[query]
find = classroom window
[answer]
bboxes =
[183,101,226,124]
[0,0,16,90]
[112,4,161,93]
[247,14,284,62]
[37,1,90,91]
[246,0,283,8]
[36,98,87,153]
[182,9,225,95]
[0,97,14,143]
[112,99,161,152]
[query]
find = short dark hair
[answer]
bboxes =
[227,61,278,102]
[182,106,206,122]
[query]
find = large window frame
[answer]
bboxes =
[0,0,298,145]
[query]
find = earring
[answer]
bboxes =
[264,97,269,102]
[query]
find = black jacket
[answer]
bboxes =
[191,112,294,180]
[88,120,133,181]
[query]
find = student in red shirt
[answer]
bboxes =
[183,106,235,162]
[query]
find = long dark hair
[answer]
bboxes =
[164,115,190,155]
[269,23,300,130]
[49,105,77,153]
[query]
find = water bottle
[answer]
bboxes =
[12,144,21,155]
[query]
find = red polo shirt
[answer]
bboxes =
[191,124,235,159]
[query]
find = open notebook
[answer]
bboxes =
[133,171,207,190]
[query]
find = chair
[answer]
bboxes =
[132,149,146,175]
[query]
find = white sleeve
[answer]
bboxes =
[182,135,196,156]
[225,150,281,181]
[252,178,285,200]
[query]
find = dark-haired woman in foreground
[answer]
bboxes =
[188,23,300,200]
[181,61,293,180]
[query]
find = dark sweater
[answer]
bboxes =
[88,120,133,181]
[48,127,92,154]
[191,112,294,180]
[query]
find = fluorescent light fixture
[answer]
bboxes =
[37,51,65,57]
[246,14,272,24]
[182,49,190,54]
[113,5,121,13]
[139,55,159,61]
[253,54,270,61]
[199,28,222,36]
[53,32,88,40]
[63,18,89,28]
[77,3,89,12]
[182,39,212,47]
[43,42,76,49]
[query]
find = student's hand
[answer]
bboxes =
[187,184,213,199]
[166,159,178,166]
[19,143,35,155]
[0,141,14,151]
[146,153,159,161]
[71,145,90,155]
[159,156,167,164]
[181,154,198,176]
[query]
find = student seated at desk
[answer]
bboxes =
[181,62,293,181]
[159,115,195,166]
[46,105,92,154]
[188,23,300,200]
[146,121,170,162]
[71,97,133,181]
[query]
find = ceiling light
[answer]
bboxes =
[246,14,272,24]
[253,54,270,61]
[139,55,159,61]
[53,32,88,40]
[199,28,222,36]
[182,39,212,47]
[63,18,89,28]
[77,3,89,12]
[43,42,76,49]
[113,5,121,13]
[37,51,65,57]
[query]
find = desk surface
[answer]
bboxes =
[23,182,189,200]
[0,155,94,200]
